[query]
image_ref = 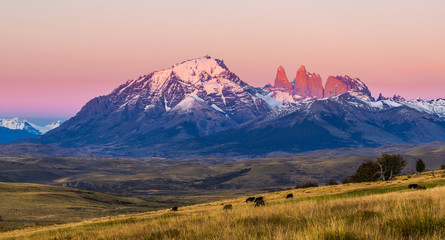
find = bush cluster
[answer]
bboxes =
[295,181,319,189]
[343,153,407,183]
[326,179,339,186]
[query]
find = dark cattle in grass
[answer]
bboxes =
[416,185,427,190]
[223,204,232,210]
[286,193,293,199]
[254,197,264,202]
[171,206,178,212]
[245,197,255,203]
[255,200,265,207]
[408,184,419,189]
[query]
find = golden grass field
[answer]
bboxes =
[0,183,158,233]
[1,170,445,240]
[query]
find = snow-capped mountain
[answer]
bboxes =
[28,120,63,134]
[0,118,41,135]
[324,75,372,101]
[0,118,62,143]
[33,56,445,157]
[0,118,62,134]
[0,118,40,143]
[111,56,270,122]
[37,56,271,149]
[399,98,445,119]
[364,97,445,119]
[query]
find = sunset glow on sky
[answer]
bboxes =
[1,0,444,119]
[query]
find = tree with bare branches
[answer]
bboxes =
[376,153,406,181]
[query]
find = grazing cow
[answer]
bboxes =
[416,185,427,190]
[255,200,265,207]
[223,204,232,210]
[254,197,264,202]
[408,184,419,189]
[245,197,255,203]
[286,193,293,199]
[171,206,178,212]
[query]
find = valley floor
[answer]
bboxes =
[1,170,445,240]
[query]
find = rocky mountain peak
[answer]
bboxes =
[391,94,406,102]
[376,93,406,102]
[267,64,376,104]
[324,75,372,101]
[274,66,292,90]
[293,65,324,99]
[297,65,306,74]
[377,93,389,101]
[107,56,272,123]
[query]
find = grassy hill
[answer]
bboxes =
[2,170,445,240]
[1,142,444,208]
[0,183,162,232]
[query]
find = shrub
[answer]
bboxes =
[342,177,352,184]
[295,181,319,189]
[267,187,292,193]
[326,179,339,186]
[441,164,445,170]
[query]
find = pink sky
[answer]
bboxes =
[1,0,444,119]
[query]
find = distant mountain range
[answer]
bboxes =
[0,118,62,143]
[29,56,445,157]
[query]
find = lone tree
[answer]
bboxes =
[416,159,426,173]
[377,153,406,181]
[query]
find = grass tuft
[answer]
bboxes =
[384,216,445,239]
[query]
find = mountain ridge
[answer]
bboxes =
[31,56,445,157]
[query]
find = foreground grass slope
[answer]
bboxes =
[2,170,445,240]
[0,183,158,232]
